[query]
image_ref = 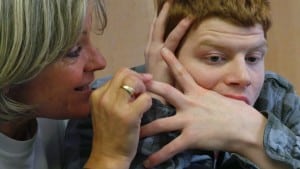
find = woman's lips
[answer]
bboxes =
[75,85,91,92]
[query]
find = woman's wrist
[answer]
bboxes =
[228,109,267,163]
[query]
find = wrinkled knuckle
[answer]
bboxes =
[90,90,100,104]
[165,144,178,156]
[90,93,110,113]
[176,66,185,77]
[160,83,173,95]
[140,94,153,110]
[124,76,142,89]
[152,120,165,130]
[116,67,131,76]
[99,93,110,105]
[168,34,180,43]
[145,93,153,102]
[181,20,191,29]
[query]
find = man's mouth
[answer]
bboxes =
[223,94,250,105]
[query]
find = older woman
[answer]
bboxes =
[0,0,157,168]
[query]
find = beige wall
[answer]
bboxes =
[94,0,300,92]
[93,0,154,78]
[266,0,300,91]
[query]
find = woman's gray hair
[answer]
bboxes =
[0,0,107,122]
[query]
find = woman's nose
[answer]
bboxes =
[85,46,107,72]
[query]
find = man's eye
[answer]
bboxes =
[206,55,225,64]
[66,46,82,58]
[246,57,257,63]
[246,55,263,64]
[209,56,221,62]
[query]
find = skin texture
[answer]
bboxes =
[84,2,194,168]
[0,0,192,168]
[0,2,153,168]
[143,2,290,169]
[145,0,194,86]
[145,1,193,102]
[10,9,106,119]
[0,4,108,141]
[177,17,266,106]
[85,1,290,168]
[85,1,195,168]
[0,0,183,168]
[142,18,289,169]
[85,69,153,169]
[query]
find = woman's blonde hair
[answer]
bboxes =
[0,0,107,122]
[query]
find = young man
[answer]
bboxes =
[64,0,299,169]
[133,0,299,169]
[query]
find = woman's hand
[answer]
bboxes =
[84,68,153,169]
[144,0,193,86]
[142,48,268,168]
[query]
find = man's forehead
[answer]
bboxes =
[195,17,265,36]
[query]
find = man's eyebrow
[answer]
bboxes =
[197,39,216,46]
[197,39,268,50]
[251,41,268,51]
[196,39,228,50]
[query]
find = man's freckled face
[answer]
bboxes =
[177,18,266,105]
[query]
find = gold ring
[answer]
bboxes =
[121,85,135,96]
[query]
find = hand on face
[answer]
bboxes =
[144,0,193,87]
[142,48,267,168]
[87,68,152,167]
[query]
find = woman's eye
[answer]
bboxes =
[66,46,82,58]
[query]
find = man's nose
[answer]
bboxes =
[225,59,251,87]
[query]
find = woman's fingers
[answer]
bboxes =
[146,80,190,109]
[90,68,152,127]
[152,0,171,42]
[140,115,184,138]
[89,68,154,161]
[153,0,193,50]
[145,0,193,88]
[143,136,187,168]
[164,17,193,51]
[160,47,205,94]
[144,0,173,87]
[130,93,152,118]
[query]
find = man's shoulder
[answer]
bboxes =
[263,71,295,92]
[255,71,297,112]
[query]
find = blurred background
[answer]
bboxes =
[92,0,300,92]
